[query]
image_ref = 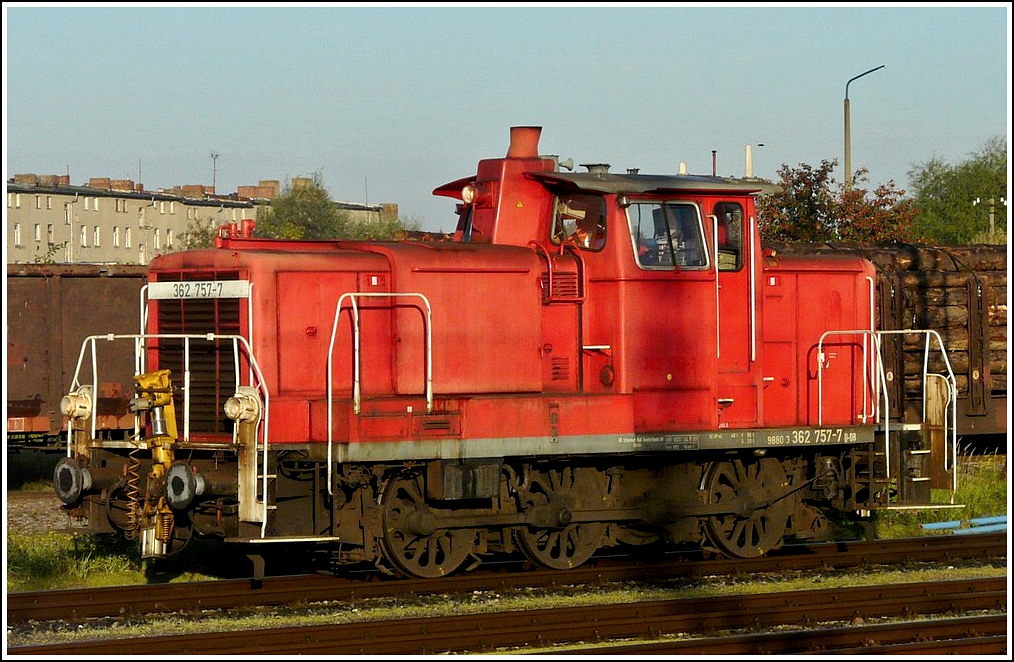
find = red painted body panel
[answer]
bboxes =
[142,130,877,454]
[761,254,877,427]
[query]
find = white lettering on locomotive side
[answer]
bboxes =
[766,428,858,446]
[620,427,867,450]
[148,280,251,300]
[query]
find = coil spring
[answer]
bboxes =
[157,510,173,543]
[123,443,142,539]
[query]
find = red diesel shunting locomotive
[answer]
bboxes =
[53,126,959,578]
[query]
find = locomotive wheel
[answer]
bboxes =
[703,457,793,558]
[514,467,604,570]
[379,473,474,578]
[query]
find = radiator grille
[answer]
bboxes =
[540,272,580,301]
[154,271,242,436]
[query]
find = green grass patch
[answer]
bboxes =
[873,452,1008,539]
[6,527,265,591]
[6,531,145,591]
[16,478,54,492]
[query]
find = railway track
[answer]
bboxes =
[6,531,1007,624]
[7,577,1007,655]
[5,533,1007,655]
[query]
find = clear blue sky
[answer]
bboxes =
[4,3,1010,233]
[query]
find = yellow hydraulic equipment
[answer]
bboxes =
[129,369,179,557]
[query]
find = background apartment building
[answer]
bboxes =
[6,174,398,265]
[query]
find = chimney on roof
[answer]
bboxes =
[506,126,542,158]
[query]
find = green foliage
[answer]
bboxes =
[252,172,416,241]
[756,160,916,244]
[178,218,218,249]
[873,452,1008,539]
[6,532,143,591]
[344,214,420,240]
[907,136,1007,245]
[254,172,351,240]
[31,241,67,264]
[6,531,243,591]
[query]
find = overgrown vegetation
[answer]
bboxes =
[252,171,418,241]
[757,160,916,244]
[756,135,1007,246]
[907,136,1007,245]
[873,451,1008,539]
[6,532,145,591]
[4,529,257,592]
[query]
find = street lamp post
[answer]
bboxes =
[844,65,885,192]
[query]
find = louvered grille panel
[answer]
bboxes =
[540,272,580,300]
[154,271,241,436]
[550,357,570,381]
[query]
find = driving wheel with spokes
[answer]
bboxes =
[379,472,474,578]
[703,457,793,558]
[514,467,604,570]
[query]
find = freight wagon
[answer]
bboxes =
[6,263,148,449]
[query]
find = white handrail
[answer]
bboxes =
[64,332,272,532]
[709,214,720,359]
[326,292,433,496]
[816,328,958,496]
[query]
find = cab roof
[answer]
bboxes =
[527,171,766,196]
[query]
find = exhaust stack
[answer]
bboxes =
[506,126,542,158]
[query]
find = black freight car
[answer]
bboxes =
[6,263,148,450]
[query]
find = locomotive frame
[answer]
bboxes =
[52,127,976,578]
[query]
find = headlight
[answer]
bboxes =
[60,385,94,420]
[224,386,262,423]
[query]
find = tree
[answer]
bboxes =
[179,218,217,249]
[254,172,351,240]
[756,159,916,244]
[31,241,67,264]
[835,169,917,243]
[343,214,420,240]
[253,172,414,241]
[907,136,1007,245]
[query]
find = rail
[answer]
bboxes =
[325,292,433,496]
[817,328,958,499]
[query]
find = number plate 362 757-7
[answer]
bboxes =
[147,280,250,299]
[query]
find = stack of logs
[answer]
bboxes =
[766,242,1007,403]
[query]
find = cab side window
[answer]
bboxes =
[627,201,707,269]
[713,202,744,271]
[553,193,607,251]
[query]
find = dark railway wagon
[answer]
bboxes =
[6,263,148,449]
[766,243,1007,444]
